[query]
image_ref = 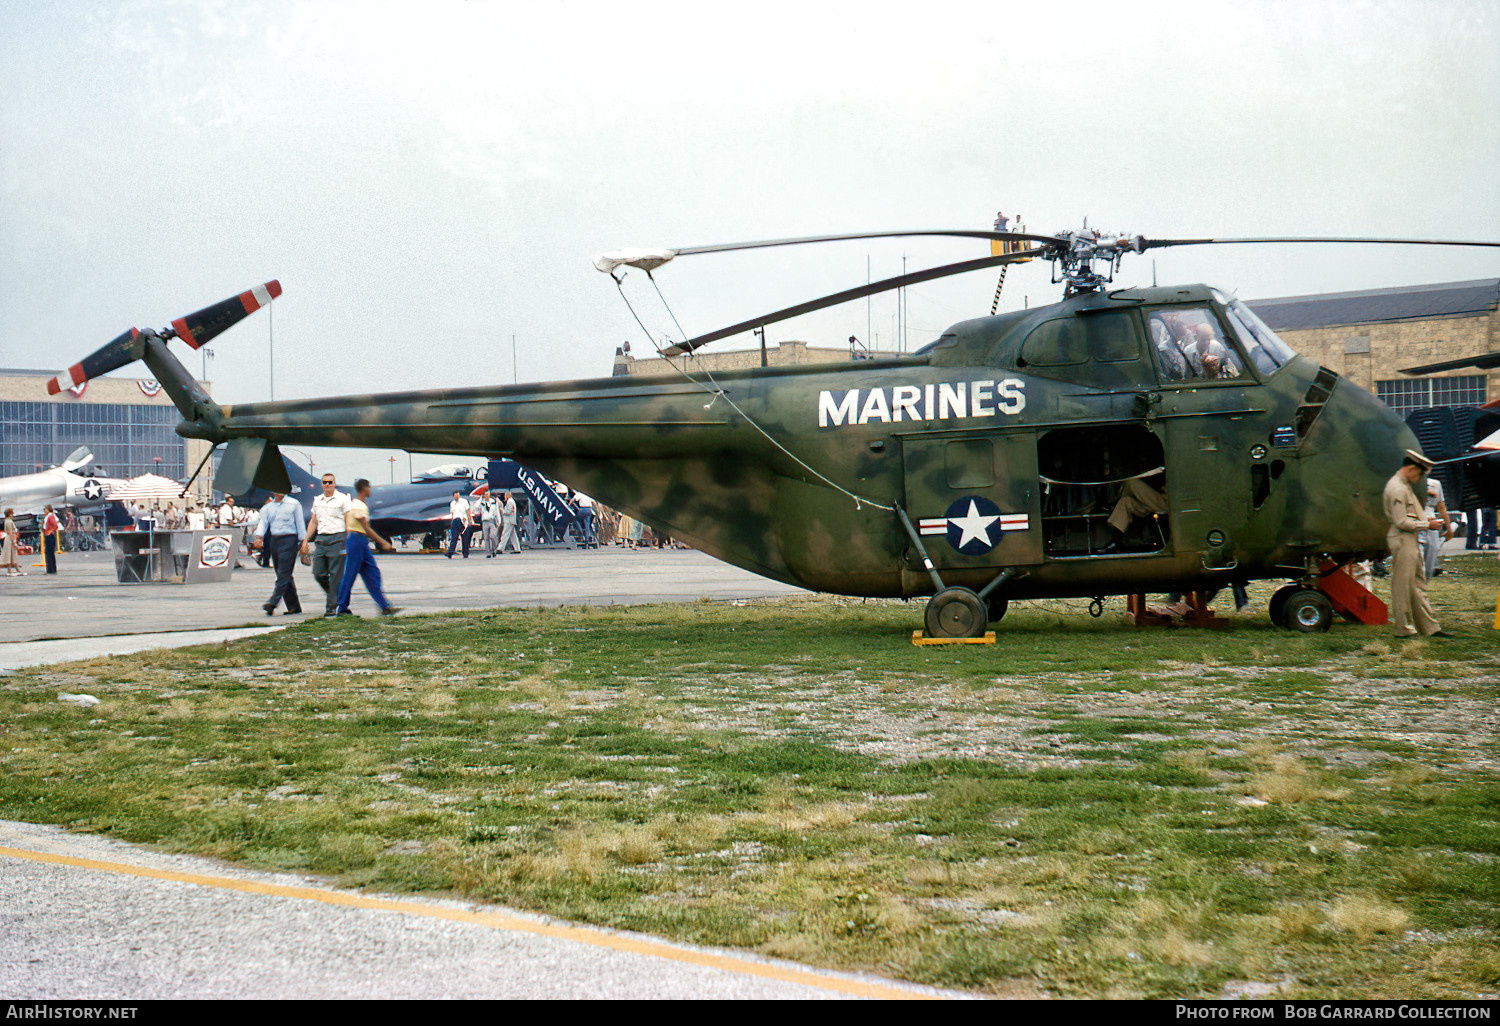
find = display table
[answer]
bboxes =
[110,529,238,584]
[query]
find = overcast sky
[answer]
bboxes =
[3,0,1498,480]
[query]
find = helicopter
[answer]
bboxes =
[43,226,1500,637]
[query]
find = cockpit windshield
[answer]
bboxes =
[1224,299,1297,374]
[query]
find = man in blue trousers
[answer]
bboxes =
[337,478,401,617]
[446,489,472,558]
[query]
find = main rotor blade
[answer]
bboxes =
[659,248,1048,357]
[47,328,144,394]
[1400,351,1500,376]
[171,280,282,349]
[672,228,1061,259]
[1140,236,1500,252]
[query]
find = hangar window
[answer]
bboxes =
[1376,376,1486,416]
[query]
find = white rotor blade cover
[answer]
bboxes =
[593,248,678,273]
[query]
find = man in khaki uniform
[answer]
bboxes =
[1102,472,1168,552]
[1384,450,1450,638]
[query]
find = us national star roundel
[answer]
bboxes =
[943,497,1002,554]
[81,479,105,501]
[917,497,1032,556]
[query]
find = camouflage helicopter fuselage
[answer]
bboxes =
[152,284,1415,603]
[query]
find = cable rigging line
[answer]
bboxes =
[607,271,893,512]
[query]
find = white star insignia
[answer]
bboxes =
[950,500,1000,549]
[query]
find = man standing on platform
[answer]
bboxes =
[302,473,352,617]
[254,491,305,616]
[1384,450,1450,639]
[41,505,60,574]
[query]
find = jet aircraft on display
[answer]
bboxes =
[0,446,131,525]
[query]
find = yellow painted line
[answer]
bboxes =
[0,845,937,1000]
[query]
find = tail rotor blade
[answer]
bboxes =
[47,328,144,394]
[171,280,282,349]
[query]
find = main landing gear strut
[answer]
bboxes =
[897,505,1019,640]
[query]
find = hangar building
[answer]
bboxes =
[0,368,215,505]
[1248,278,1498,415]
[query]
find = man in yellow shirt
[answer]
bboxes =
[335,478,401,617]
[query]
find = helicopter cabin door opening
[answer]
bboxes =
[1038,424,1168,558]
[901,431,1044,574]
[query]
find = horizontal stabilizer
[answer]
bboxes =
[214,438,291,498]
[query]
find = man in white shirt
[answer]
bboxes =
[1184,322,1241,379]
[446,490,472,558]
[574,492,597,547]
[1420,475,1454,582]
[498,490,522,553]
[302,473,354,617]
[481,494,500,557]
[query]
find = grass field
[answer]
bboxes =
[3,556,1498,999]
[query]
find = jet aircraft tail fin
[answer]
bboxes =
[279,455,323,495]
[58,446,94,473]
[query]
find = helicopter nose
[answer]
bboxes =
[1296,380,1417,554]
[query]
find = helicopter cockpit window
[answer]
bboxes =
[1147,307,1244,383]
[1018,317,1088,366]
[1223,305,1281,375]
[1226,300,1296,369]
[1012,311,1144,389]
[1088,312,1141,363]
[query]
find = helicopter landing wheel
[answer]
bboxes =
[1280,588,1333,633]
[925,587,988,639]
[986,596,1009,624]
[1268,584,1300,627]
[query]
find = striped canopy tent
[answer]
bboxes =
[106,473,188,504]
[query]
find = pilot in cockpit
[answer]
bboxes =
[1184,321,1242,379]
[1150,312,1190,380]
